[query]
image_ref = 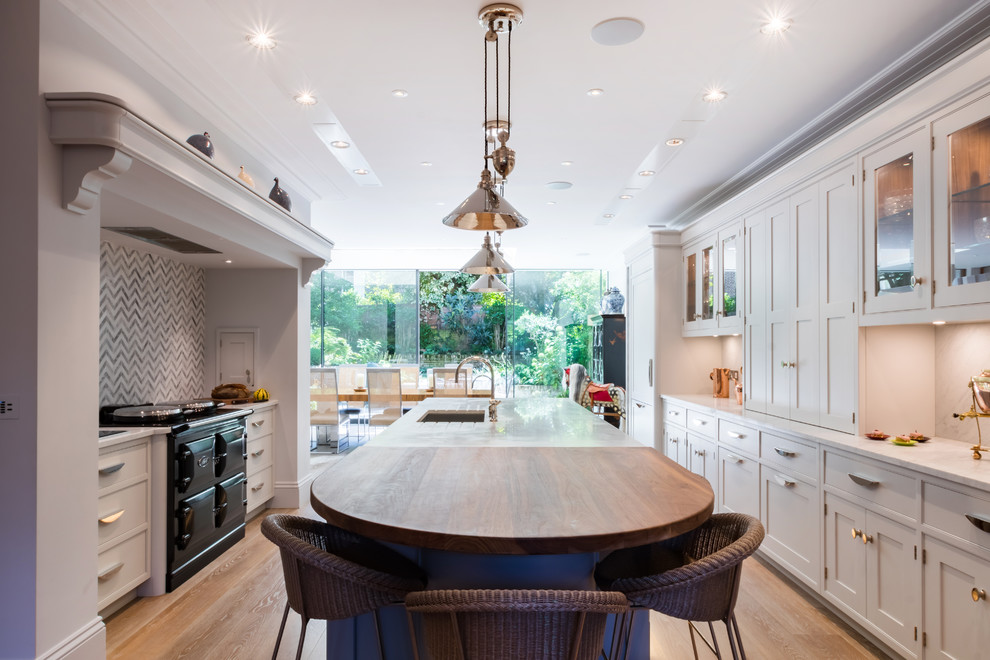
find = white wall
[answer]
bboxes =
[205,268,308,509]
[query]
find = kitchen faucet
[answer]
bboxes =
[455,355,500,422]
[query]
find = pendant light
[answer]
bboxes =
[443,4,528,232]
[461,232,513,274]
[469,274,510,293]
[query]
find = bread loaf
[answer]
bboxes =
[211,383,251,399]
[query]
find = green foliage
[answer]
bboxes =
[724,292,737,316]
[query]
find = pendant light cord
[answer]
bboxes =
[507,21,512,141]
[495,28,500,140]
[483,24,490,170]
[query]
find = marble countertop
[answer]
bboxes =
[662,394,990,491]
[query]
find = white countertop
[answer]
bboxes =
[662,394,990,491]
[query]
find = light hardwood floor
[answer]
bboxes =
[106,472,888,659]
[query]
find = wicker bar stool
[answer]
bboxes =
[594,513,765,660]
[405,588,629,660]
[261,514,427,660]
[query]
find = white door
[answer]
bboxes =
[744,210,768,413]
[790,185,820,425]
[766,200,792,418]
[627,263,654,402]
[761,470,820,590]
[866,511,919,656]
[218,330,257,387]
[923,536,990,659]
[824,493,867,617]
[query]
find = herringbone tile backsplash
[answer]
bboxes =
[99,242,206,406]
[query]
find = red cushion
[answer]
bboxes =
[586,382,614,402]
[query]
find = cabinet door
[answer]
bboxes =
[683,236,718,333]
[718,447,760,519]
[766,200,793,419]
[717,224,742,332]
[663,423,686,465]
[863,127,931,313]
[865,511,919,655]
[627,262,654,402]
[629,399,654,449]
[744,210,768,413]
[789,185,821,426]
[824,493,868,617]
[762,469,820,590]
[924,536,990,659]
[688,435,716,486]
[933,95,990,308]
[818,168,859,433]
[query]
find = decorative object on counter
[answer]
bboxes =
[891,436,918,446]
[735,383,743,405]
[211,382,252,401]
[907,431,930,443]
[253,387,270,402]
[237,166,255,188]
[865,430,890,440]
[952,371,990,459]
[268,177,291,211]
[186,131,215,159]
[600,286,625,314]
[487,397,501,422]
[710,368,734,398]
[441,4,528,233]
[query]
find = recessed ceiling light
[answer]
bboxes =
[638,170,655,177]
[436,202,445,206]
[353,168,369,175]
[665,138,685,147]
[760,16,792,35]
[391,89,409,98]
[420,161,432,167]
[329,140,350,149]
[703,88,727,103]
[603,213,615,219]
[933,320,947,325]
[547,201,557,205]
[246,32,276,50]
[546,181,573,190]
[619,194,633,200]
[294,92,317,105]
[586,88,605,97]
[561,161,573,166]
[591,18,645,46]
[225,259,233,264]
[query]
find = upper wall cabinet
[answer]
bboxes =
[683,221,742,336]
[863,126,932,315]
[933,92,990,309]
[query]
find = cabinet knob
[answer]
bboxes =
[694,449,705,457]
[973,588,987,602]
[862,533,874,545]
[851,527,862,540]
[910,275,924,288]
[781,360,788,368]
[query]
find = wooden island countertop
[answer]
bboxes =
[310,397,714,555]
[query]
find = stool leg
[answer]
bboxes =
[729,614,746,660]
[272,603,290,660]
[295,616,309,660]
[373,609,386,660]
[708,621,722,659]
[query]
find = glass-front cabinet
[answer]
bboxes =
[863,126,931,314]
[934,95,990,308]
[683,221,741,335]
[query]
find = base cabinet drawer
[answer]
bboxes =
[247,433,274,474]
[97,480,149,546]
[245,410,274,440]
[824,451,916,518]
[247,465,274,512]
[761,468,819,589]
[718,447,759,519]
[686,409,716,439]
[923,536,990,659]
[97,529,150,610]
[923,481,990,553]
[718,419,759,457]
[98,441,150,492]
[761,431,817,481]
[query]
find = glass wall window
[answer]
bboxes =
[310,269,603,398]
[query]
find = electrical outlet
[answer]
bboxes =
[0,398,18,419]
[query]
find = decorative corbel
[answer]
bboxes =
[301,258,326,287]
[61,145,132,215]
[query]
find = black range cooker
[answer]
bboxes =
[100,400,252,591]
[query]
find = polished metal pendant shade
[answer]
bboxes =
[461,233,514,274]
[442,169,528,230]
[469,274,510,293]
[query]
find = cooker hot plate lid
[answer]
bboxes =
[112,405,184,422]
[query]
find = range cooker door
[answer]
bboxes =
[215,472,246,538]
[214,424,246,481]
[173,485,215,564]
[175,436,216,495]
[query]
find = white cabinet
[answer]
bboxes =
[662,401,687,466]
[744,167,857,432]
[626,247,655,448]
[245,406,275,515]
[688,434,717,486]
[863,126,932,315]
[683,222,742,336]
[932,92,990,309]
[97,436,151,612]
[718,446,760,519]
[923,536,990,658]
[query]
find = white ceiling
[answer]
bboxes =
[59,0,987,269]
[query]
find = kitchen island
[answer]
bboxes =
[310,397,714,659]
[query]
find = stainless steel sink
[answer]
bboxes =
[417,410,486,423]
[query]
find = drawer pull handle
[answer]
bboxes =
[725,453,743,464]
[692,419,708,426]
[669,410,680,416]
[99,462,125,476]
[965,513,990,534]
[726,431,744,439]
[251,482,265,492]
[848,473,880,488]
[774,447,796,458]
[635,402,646,409]
[99,509,125,524]
[251,448,266,458]
[98,562,124,581]
[774,475,796,488]
[973,588,987,602]
[252,419,266,428]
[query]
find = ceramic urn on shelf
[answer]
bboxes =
[600,287,624,314]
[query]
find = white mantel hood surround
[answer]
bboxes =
[46,92,333,284]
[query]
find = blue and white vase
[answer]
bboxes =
[600,287,624,314]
